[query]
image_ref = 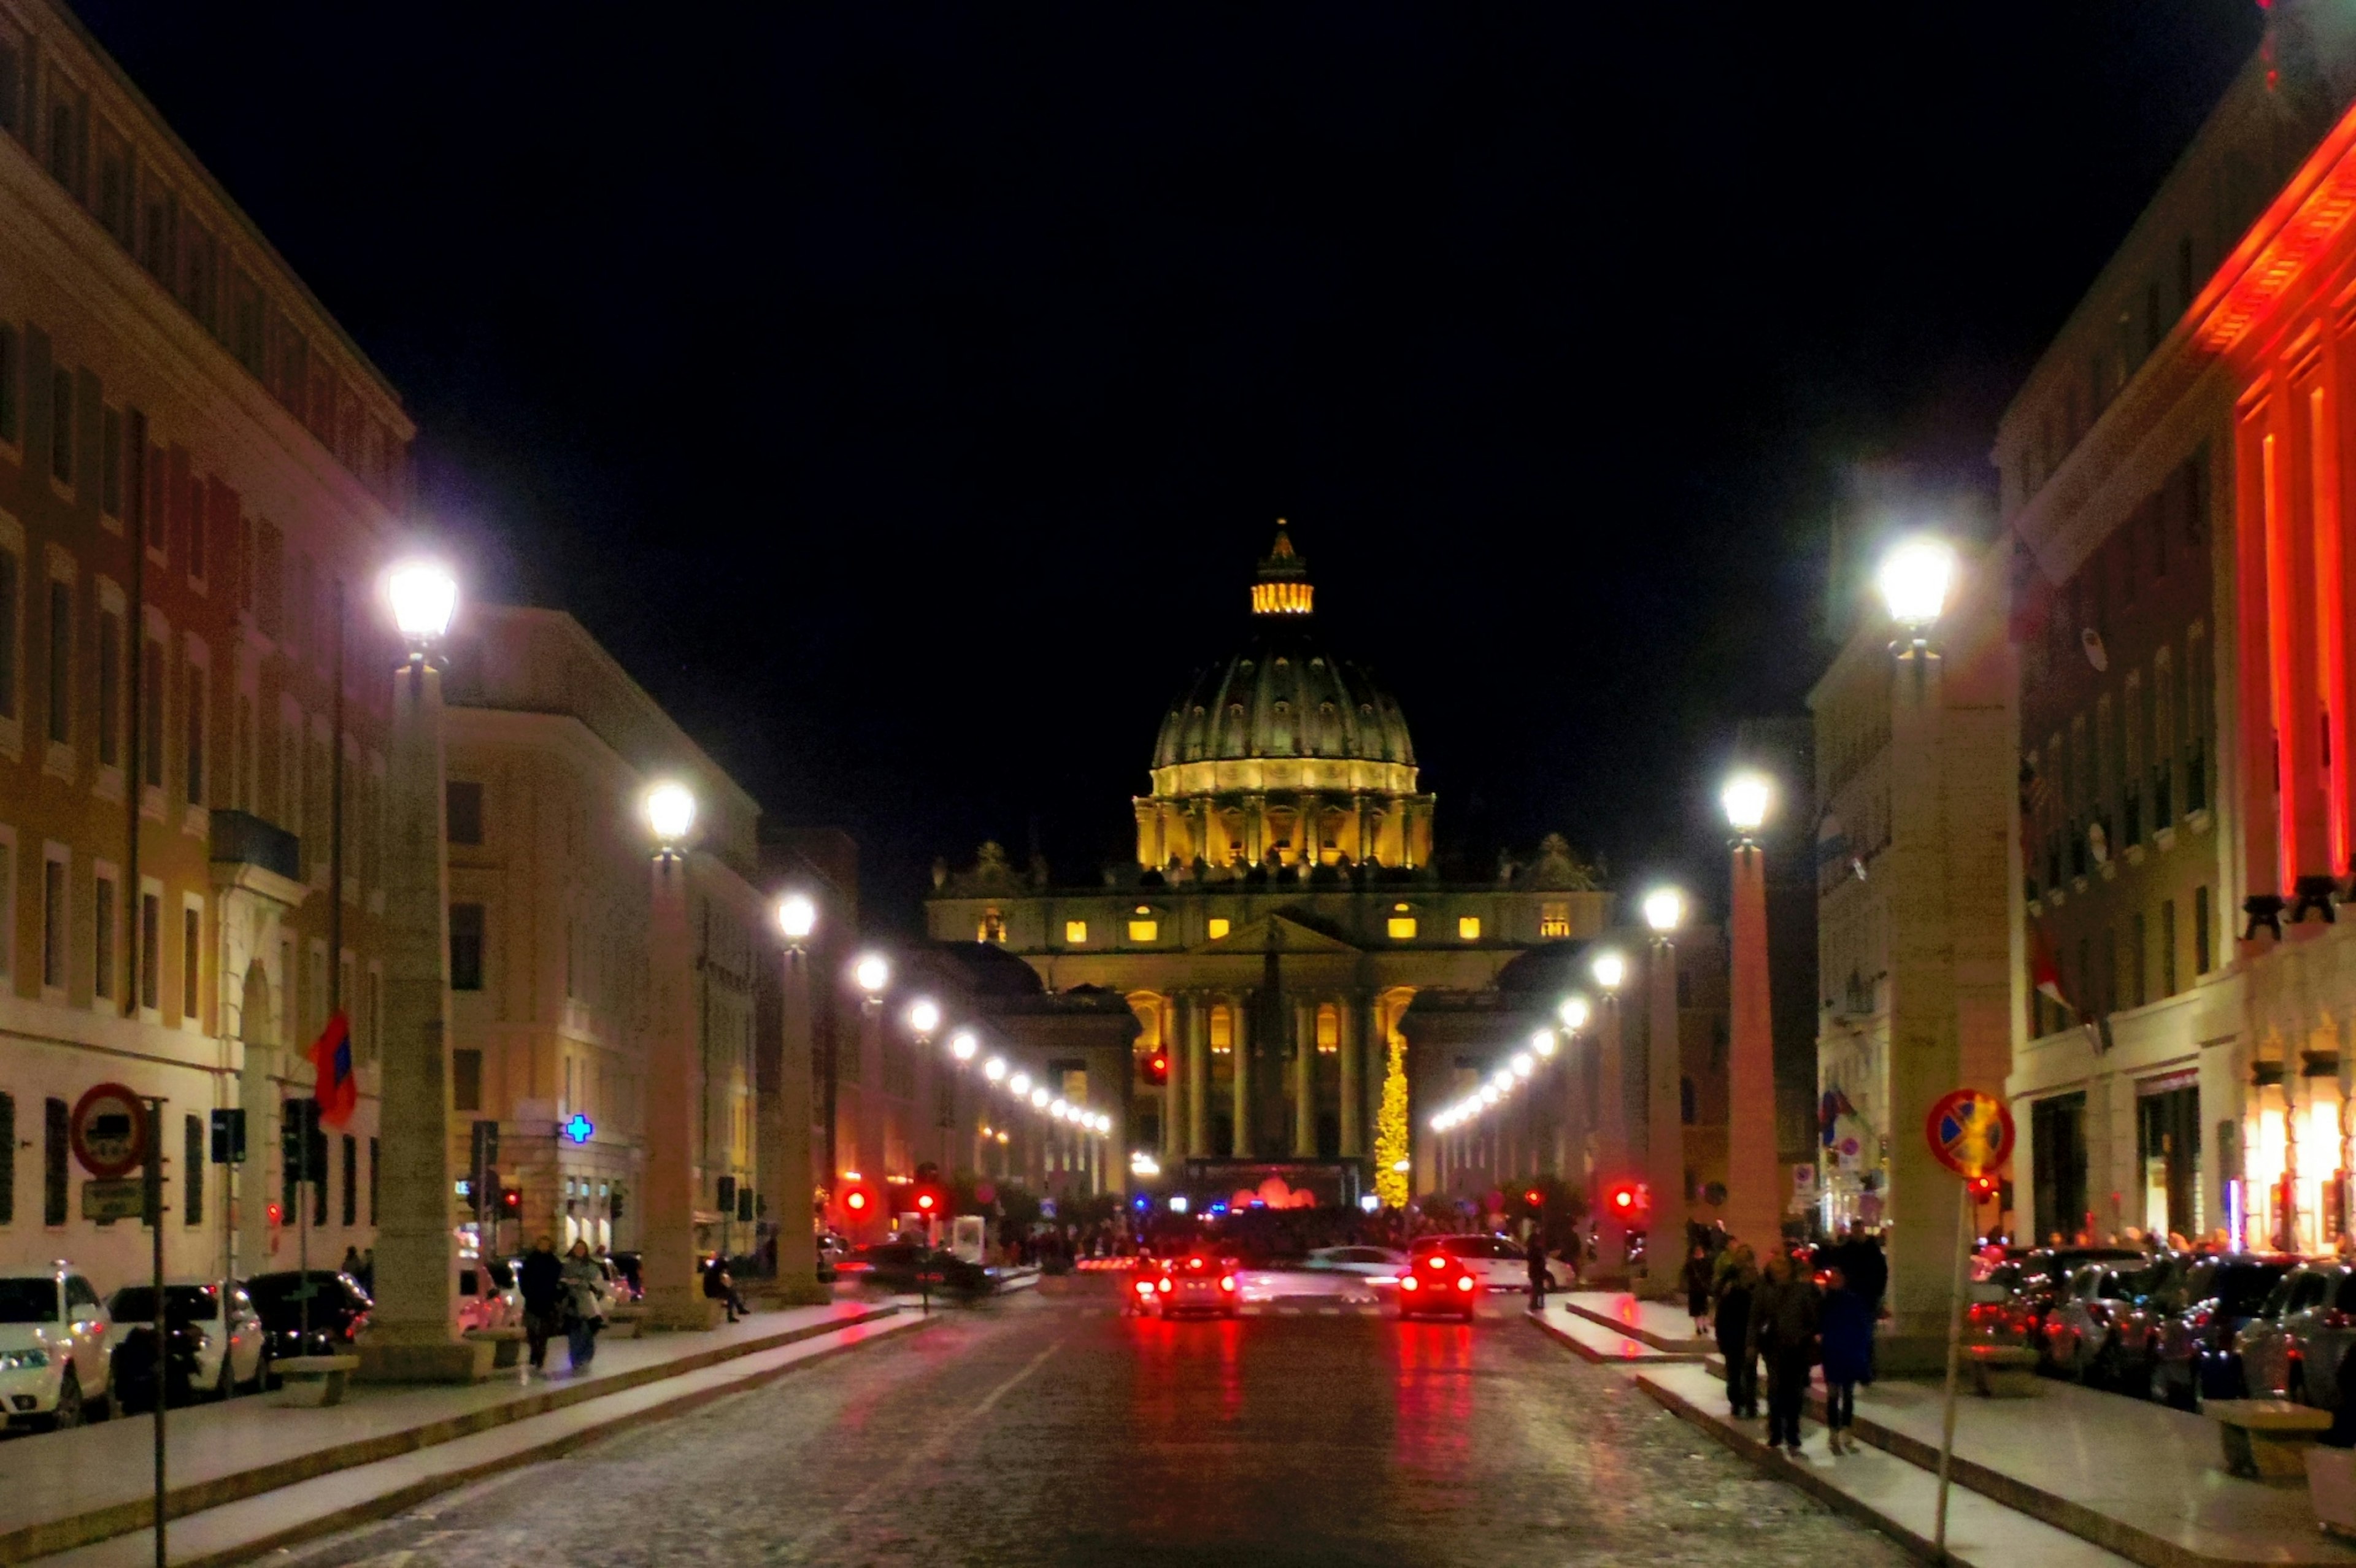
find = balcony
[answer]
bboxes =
[209,809,300,883]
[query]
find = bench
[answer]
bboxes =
[462,1325,528,1369]
[604,1304,646,1340]
[1965,1343,2041,1398]
[272,1354,361,1407]
[2208,1398,2335,1480]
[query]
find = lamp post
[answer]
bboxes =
[1878,535,1967,1369]
[357,558,491,1382]
[639,780,715,1329]
[1642,886,1685,1291]
[849,952,888,1223]
[1723,774,1782,1256]
[1557,994,1590,1188]
[764,891,829,1304]
[1590,950,1630,1282]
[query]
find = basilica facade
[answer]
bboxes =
[925,526,1618,1202]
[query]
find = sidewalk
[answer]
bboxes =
[1525,1299,1702,1364]
[0,1298,909,1566]
[1557,1290,1714,1354]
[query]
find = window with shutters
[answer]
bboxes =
[93,869,114,1002]
[48,367,69,485]
[0,541,20,724]
[183,1113,202,1228]
[449,902,485,991]
[96,607,118,769]
[447,779,482,845]
[341,1136,356,1227]
[99,407,120,518]
[0,1090,13,1224]
[39,850,63,994]
[182,904,199,1020]
[141,638,163,788]
[44,1096,66,1226]
[184,664,204,806]
[0,324,17,445]
[44,579,67,747]
[139,890,159,1012]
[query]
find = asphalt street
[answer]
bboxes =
[282,1280,1913,1568]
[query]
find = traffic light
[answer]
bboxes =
[1966,1172,1999,1203]
[499,1185,523,1220]
[1603,1179,1651,1227]
[912,1185,944,1219]
[1523,1186,1546,1212]
[839,1180,875,1221]
[1143,1049,1168,1086]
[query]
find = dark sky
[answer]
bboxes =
[71,2,2265,928]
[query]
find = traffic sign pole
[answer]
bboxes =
[1921,1088,2015,1564]
[142,1095,166,1568]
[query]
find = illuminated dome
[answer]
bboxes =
[1135,524,1432,873]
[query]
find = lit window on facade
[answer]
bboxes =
[1540,902,1570,939]
[1387,904,1416,940]
[1457,915,1481,940]
[1316,1003,1339,1054]
[978,908,1006,943]
[1206,917,1231,940]
[1209,1006,1233,1054]
[1064,920,1088,944]
[1127,918,1159,942]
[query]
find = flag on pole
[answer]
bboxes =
[2030,922,2073,1014]
[310,1010,357,1129]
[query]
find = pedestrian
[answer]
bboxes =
[1527,1229,1552,1312]
[703,1254,742,1323]
[561,1240,607,1373]
[1819,1265,1873,1455]
[1684,1244,1713,1337]
[1714,1243,1760,1419]
[340,1245,364,1278]
[518,1235,564,1375]
[1749,1253,1820,1458]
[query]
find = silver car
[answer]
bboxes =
[2239,1263,2356,1407]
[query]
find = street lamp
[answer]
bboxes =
[1642,886,1685,934]
[984,1056,1007,1082]
[1642,883,1684,1283]
[1558,995,1590,1032]
[1879,535,1956,634]
[643,782,697,858]
[777,892,818,947]
[950,1029,979,1064]
[1530,1028,1557,1059]
[1009,1072,1031,1097]
[1725,765,1780,1258]
[1030,1087,1050,1110]
[906,998,941,1039]
[769,887,826,1302]
[1591,950,1626,993]
[1722,772,1771,839]
[385,558,458,655]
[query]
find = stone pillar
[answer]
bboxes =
[1292,996,1317,1156]
[1644,937,1684,1290]
[642,846,715,1330]
[1231,992,1253,1156]
[1164,994,1188,1161]
[1187,995,1211,1157]
[764,944,826,1303]
[1338,991,1364,1158]
[358,656,491,1383]
[1594,990,1629,1281]
[1725,840,1780,1254]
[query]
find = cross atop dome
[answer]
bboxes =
[1251,519,1314,615]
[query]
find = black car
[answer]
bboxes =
[838,1241,989,1296]
[245,1270,374,1361]
[2148,1253,2296,1409]
[109,1321,207,1412]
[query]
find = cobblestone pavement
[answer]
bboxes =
[283,1286,1913,1568]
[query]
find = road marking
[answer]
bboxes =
[1318,1307,1340,1316]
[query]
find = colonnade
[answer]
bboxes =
[1155,988,1384,1159]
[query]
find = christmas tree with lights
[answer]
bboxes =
[1374,1034,1411,1209]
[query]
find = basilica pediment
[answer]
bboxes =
[1190,911,1361,956]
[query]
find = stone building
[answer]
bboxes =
[925,525,1617,1203]
[440,605,768,1261]
[1999,17,2356,1253]
[0,1,414,1285]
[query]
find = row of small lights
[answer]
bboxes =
[850,955,1113,1139]
[1422,536,1961,1143]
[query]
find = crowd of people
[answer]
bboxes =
[1680,1223,1888,1459]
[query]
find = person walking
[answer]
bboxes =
[1684,1243,1714,1337]
[561,1240,607,1374]
[518,1235,564,1376]
[1819,1265,1873,1455]
[1749,1253,1820,1458]
[1714,1243,1761,1419]
[1527,1230,1552,1313]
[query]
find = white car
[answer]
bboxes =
[103,1282,268,1404]
[0,1265,114,1430]
[1303,1245,1409,1278]
[457,1256,523,1334]
[1411,1235,1560,1292]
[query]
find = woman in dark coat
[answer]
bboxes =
[1713,1243,1760,1419]
[1684,1244,1714,1336]
[1819,1266,1874,1455]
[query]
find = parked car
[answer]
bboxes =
[456,1257,522,1334]
[1409,1235,1556,1292]
[0,1265,113,1431]
[1303,1245,1409,1279]
[604,1251,644,1301]
[1969,1247,2143,1365]
[837,1240,990,1295]
[2149,1254,2295,1409]
[244,1270,374,1364]
[103,1282,268,1406]
[2238,1262,2356,1407]
[2043,1255,2179,1388]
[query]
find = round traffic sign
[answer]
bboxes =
[71,1082,148,1178]
[1925,1090,2014,1180]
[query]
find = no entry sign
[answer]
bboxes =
[1924,1090,2014,1181]
[71,1082,148,1178]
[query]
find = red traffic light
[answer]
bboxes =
[1604,1180,1650,1222]
[1144,1051,1169,1085]
[914,1187,941,1215]
[842,1184,873,1216]
[1966,1173,2000,1201]
[1523,1188,1545,1210]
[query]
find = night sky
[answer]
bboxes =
[69,2,2266,928]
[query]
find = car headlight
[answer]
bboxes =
[0,1348,50,1370]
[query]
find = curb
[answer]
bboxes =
[1557,1297,1714,1356]
[1524,1308,1700,1364]
[1,1304,905,1566]
[37,1312,939,1568]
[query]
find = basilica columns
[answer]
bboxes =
[1338,993,1364,1159]
[1230,993,1253,1156]
[1292,997,1317,1156]
[1186,994,1210,1156]
[1165,994,1190,1162]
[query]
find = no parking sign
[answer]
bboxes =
[1924,1088,2013,1180]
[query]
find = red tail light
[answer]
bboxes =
[1401,1275,1421,1291]
[1156,1277,1172,1294]
[1426,1255,1447,1270]
[2326,1311,2354,1331]
[1219,1275,1236,1292]
[1135,1280,1155,1296]
[1456,1277,1474,1293]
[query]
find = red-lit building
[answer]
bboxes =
[2003,20,2356,1253]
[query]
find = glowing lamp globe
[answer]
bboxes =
[386,558,457,647]
[1558,994,1590,1032]
[1722,772,1771,834]
[1531,1028,1558,1058]
[1879,536,1956,631]
[1642,887,1685,934]
[1591,951,1626,992]
[1030,1087,1050,1110]
[853,953,890,996]
[644,782,697,848]
[777,892,818,943]
[1009,1072,1031,1096]
[984,1056,1007,1082]
[906,998,942,1037]
[950,1029,979,1063]
[1480,1085,1501,1107]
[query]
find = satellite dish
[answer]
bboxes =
[2081,627,2110,672]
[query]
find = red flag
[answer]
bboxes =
[309,1010,357,1129]
[2029,923,2070,1012]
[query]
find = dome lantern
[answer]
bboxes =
[1249,520,1314,616]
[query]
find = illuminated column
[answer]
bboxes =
[1338,991,1364,1158]
[1187,995,1211,1156]
[1723,775,1782,1255]
[1231,991,1253,1156]
[642,783,712,1331]
[766,895,826,1302]
[1645,923,1684,1281]
[358,562,490,1384]
[1592,953,1630,1281]
[1292,996,1317,1156]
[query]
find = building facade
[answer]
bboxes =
[1998,21,2356,1255]
[0,0,417,1286]
[925,526,1616,1205]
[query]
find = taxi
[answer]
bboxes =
[1132,1252,1239,1318]
[1396,1250,1479,1321]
